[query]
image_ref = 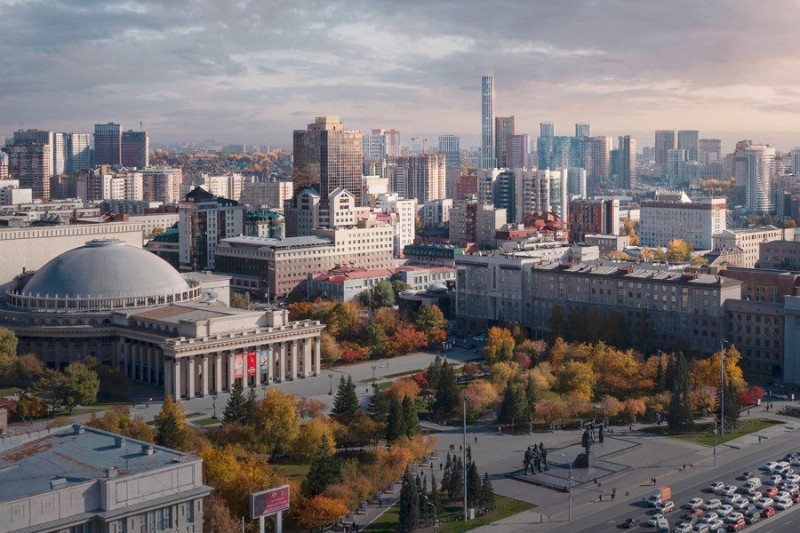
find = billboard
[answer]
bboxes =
[247,351,257,377]
[234,353,244,378]
[250,485,290,519]
[259,350,270,373]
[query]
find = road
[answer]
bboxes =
[547,429,800,532]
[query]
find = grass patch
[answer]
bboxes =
[641,418,783,446]
[0,386,21,397]
[365,495,534,532]
[191,417,221,427]
[271,460,310,482]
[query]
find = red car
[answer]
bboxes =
[793,493,800,504]
[761,506,777,518]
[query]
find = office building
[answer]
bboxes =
[94,122,122,166]
[362,130,388,163]
[713,226,783,268]
[422,198,453,227]
[200,173,244,201]
[617,135,636,189]
[587,136,612,193]
[240,177,293,208]
[639,191,726,249]
[449,196,478,244]
[142,167,183,204]
[439,134,461,198]
[667,148,688,188]
[376,193,417,257]
[0,153,7,180]
[7,142,51,200]
[540,122,554,138]
[178,187,245,271]
[293,116,363,205]
[121,130,150,168]
[743,145,776,214]
[0,424,211,533]
[65,132,92,172]
[699,138,722,165]
[575,122,591,139]
[507,134,529,169]
[677,130,699,161]
[568,198,620,242]
[372,128,400,158]
[495,116,515,168]
[389,153,446,204]
[567,167,587,197]
[654,130,676,174]
[480,75,495,169]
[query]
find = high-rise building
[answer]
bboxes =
[677,130,700,162]
[587,136,612,193]
[372,128,400,158]
[13,129,55,177]
[179,187,245,270]
[743,145,776,214]
[507,134,529,169]
[388,154,446,204]
[480,75,495,169]
[793,148,800,176]
[7,142,51,199]
[540,122,554,138]
[142,167,182,203]
[617,135,636,189]
[494,116,515,168]
[575,122,591,139]
[121,130,149,168]
[567,168,587,198]
[94,123,122,166]
[65,133,92,172]
[363,131,387,162]
[293,116,364,205]
[654,130,676,174]
[699,138,722,165]
[439,134,461,198]
[667,149,688,187]
[568,198,619,241]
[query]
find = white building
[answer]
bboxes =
[200,173,244,202]
[377,193,417,257]
[713,226,783,268]
[239,177,293,209]
[744,145,776,213]
[422,198,453,227]
[567,167,587,198]
[639,191,726,250]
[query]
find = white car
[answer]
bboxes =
[756,498,774,509]
[702,499,722,510]
[774,491,792,501]
[717,504,734,517]
[646,513,666,527]
[784,484,800,495]
[732,498,750,510]
[763,461,778,471]
[720,485,737,497]
[750,491,763,502]
[674,523,693,533]
[686,497,704,509]
[708,481,725,493]
[701,512,719,523]
[723,493,742,505]
[657,500,676,513]
[767,475,783,485]
[786,474,800,484]
[776,499,794,510]
[707,519,724,532]
[724,512,744,524]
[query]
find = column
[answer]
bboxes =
[278,342,286,383]
[303,339,312,378]
[227,351,236,390]
[173,358,182,400]
[290,341,298,380]
[146,346,153,384]
[266,346,273,383]
[164,357,174,398]
[214,353,223,393]
[187,357,196,399]
[314,336,321,376]
[200,355,210,396]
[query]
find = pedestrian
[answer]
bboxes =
[440,463,443,471]
[653,477,657,485]
[599,494,603,502]
[629,424,633,432]
[474,436,478,444]
[612,492,616,500]
[594,477,598,485]
[683,464,686,470]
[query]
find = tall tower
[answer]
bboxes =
[494,116,515,168]
[575,123,591,139]
[480,75,495,170]
[677,130,699,162]
[439,134,461,198]
[121,130,149,168]
[744,145,776,214]
[94,123,122,166]
[617,135,637,190]
[587,136,611,193]
[654,130,676,175]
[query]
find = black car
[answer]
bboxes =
[623,518,640,529]
[679,512,699,524]
[743,511,761,525]
[737,471,754,481]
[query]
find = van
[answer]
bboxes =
[743,478,762,491]
[656,517,670,532]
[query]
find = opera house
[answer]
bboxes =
[0,239,324,399]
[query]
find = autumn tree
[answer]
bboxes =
[294,418,336,462]
[302,434,341,497]
[0,352,43,388]
[554,360,594,401]
[415,304,447,347]
[319,332,341,368]
[622,219,640,246]
[154,395,193,450]
[463,380,499,419]
[254,389,300,454]
[326,302,363,341]
[331,375,359,424]
[203,494,240,533]
[86,404,155,442]
[296,396,327,420]
[229,290,251,309]
[666,239,692,262]
[483,327,516,364]
[293,495,349,531]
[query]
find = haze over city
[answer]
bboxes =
[3,0,800,150]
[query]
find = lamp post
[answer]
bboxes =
[560,453,573,522]
[713,421,718,467]
[372,365,377,384]
[463,394,468,522]
[424,496,439,532]
[211,394,218,419]
[328,374,333,395]
[720,339,727,435]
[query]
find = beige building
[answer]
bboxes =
[240,178,293,208]
[640,192,726,249]
[713,226,783,268]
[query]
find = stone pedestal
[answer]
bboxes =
[574,452,597,468]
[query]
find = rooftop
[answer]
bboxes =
[220,235,332,248]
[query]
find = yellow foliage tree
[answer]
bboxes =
[529,362,557,393]
[598,395,624,418]
[385,378,421,401]
[554,360,594,401]
[489,361,519,393]
[623,398,647,419]
[255,389,300,454]
[293,495,349,530]
[294,418,336,462]
[463,380,499,418]
[666,239,691,262]
[483,327,516,364]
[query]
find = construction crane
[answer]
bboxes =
[410,136,428,155]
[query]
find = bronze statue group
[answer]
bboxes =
[522,442,548,475]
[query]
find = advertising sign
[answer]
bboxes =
[250,485,290,519]
[247,351,257,377]
[234,353,244,378]
[259,350,270,372]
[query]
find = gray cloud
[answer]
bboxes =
[2,0,800,150]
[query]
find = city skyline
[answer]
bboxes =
[3,1,800,151]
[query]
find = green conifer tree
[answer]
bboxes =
[222,381,247,424]
[401,395,420,437]
[399,468,420,532]
[331,375,359,424]
[667,352,694,433]
[301,434,341,498]
[466,460,481,508]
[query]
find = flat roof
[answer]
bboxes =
[0,425,195,503]
[131,302,255,324]
[221,235,332,248]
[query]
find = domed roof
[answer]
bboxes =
[22,239,190,300]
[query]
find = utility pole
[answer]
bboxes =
[720,340,726,435]
[560,453,573,521]
[463,394,468,521]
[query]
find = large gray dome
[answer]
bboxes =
[9,240,199,312]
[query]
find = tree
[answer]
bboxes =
[623,219,640,246]
[302,434,342,497]
[0,328,18,357]
[229,290,251,309]
[293,495,349,531]
[386,397,405,442]
[433,362,458,420]
[667,353,694,433]
[497,379,529,427]
[296,396,327,420]
[401,395,420,437]
[480,471,495,510]
[372,280,396,308]
[722,379,740,431]
[254,389,300,454]
[548,306,566,340]
[463,380,499,419]
[294,418,336,462]
[466,460,481,508]
[415,305,447,347]
[203,494,240,533]
[86,404,155,443]
[85,358,128,400]
[446,455,463,502]
[666,239,691,262]
[319,332,341,368]
[483,327,516,364]
[326,302,363,340]
[364,321,390,358]
[554,360,594,401]
[368,382,391,422]
[154,395,193,450]
[399,468,420,532]
[222,381,247,425]
[392,280,411,299]
[331,375,359,424]
[35,362,100,414]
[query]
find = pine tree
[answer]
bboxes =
[386,398,404,441]
[302,434,341,498]
[244,386,258,425]
[331,375,359,424]
[367,382,390,422]
[722,379,740,431]
[426,355,445,391]
[448,455,464,502]
[429,473,443,514]
[664,354,676,393]
[433,362,458,420]
[222,381,247,424]
[497,379,529,427]
[401,395,420,437]
[154,395,191,450]
[525,373,539,409]
[441,455,452,495]
[480,471,495,510]
[399,468,420,532]
[667,353,694,433]
[466,460,481,508]
[655,357,666,393]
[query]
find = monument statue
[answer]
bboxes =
[581,427,592,455]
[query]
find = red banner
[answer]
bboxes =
[247,351,257,376]
[234,353,244,378]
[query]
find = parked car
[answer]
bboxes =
[763,462,778,471]
[723,494,741,505]
[743,511,761,524]
[686,497,704,509]
[720,486,737,497]
[763,486,779,497]
[657,500,676,513]
[708,481,725,493]
[707,519,725,532]
[737,471,754,481]
[622,518,639,529]
[756,498,774,509]
[725,518,745,532]
[761,506,777,518]
[701,512,719,523]
[717,505,734,517]
[767,475,782,486]
[646,513,666,527]
[702,499,722,510]
[674,523,694,533]
[776,499,793,510]
[732,498,750,510]
[724,512,744,524]
[693,523,710,533]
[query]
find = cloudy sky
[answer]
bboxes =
[3,0,800,151]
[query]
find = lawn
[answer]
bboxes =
[642,418,783,446]
[0,386,21,397]
[191,417,221,427]
[270,460,310,482]
[365,494,534,532]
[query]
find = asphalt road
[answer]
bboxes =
[547,429,800,533]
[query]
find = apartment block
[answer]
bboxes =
[713,226,783,268]
[639,192,726,249]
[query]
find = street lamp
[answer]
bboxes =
[720,339,728,435]
[211,394,218,419]
[372,365,377,384]
[463,394,468,522]
[424,496,439,532]
[328,374,333,395]
[713,420,718,468]
[560,453,573,522]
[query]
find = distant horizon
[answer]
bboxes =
[4,1,800,154]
